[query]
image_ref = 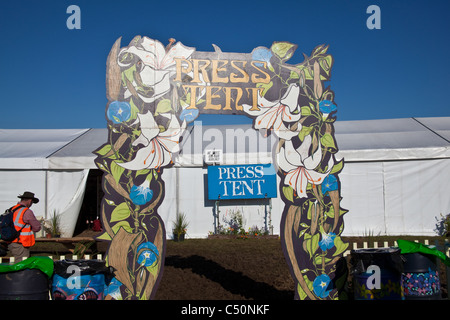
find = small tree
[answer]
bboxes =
[43,211,61,237]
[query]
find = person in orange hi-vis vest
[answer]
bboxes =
[7,191,42,261]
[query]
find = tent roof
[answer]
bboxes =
[0,128,90,169]
[48,128,108,169]
[177,117,450,164]
[334,117,450,161]
[1,117,449,169]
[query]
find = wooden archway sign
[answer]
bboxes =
[94,36,348,300]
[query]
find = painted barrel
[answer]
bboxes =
[51,273,106,300]
[0,268,49,300]
[351,248,404,300]
[401,252,441,300]
[51,259,110,300]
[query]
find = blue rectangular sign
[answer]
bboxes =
[207,164,277,200]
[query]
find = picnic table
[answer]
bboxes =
[35,236,96,243]
[34,236,99,256]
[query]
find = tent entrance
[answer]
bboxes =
[73,169,104,236]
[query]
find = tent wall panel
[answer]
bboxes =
[384,159,450,235]
[0,170,47,221]
[340,163,386,236]
[46,169,89,237]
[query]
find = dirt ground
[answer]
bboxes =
[154,237,295,300]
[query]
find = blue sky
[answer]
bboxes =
[0,0,449,129]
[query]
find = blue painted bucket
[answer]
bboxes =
[351,248,404,300]
[401,252,441,300]
[51,273,106,300]
[51,259,111,300]
[353,269,403,300]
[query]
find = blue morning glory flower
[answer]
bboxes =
[252,48,273,67]
[319,100,337,114]
[319,232,336,251]
[137,242,159,267]
[107,101,131,124]
[313,274,333,298]
[179,108,199,123]
[129,180,153,205]
[321,174,338,195]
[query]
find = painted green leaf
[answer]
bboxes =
[111,202,131,222]
[300,66,313,81]
[282,186,294,202]
[320,55,333,75]
[289,70,299,80]
[129,98,140,121]
[111,161,125,184]
[96,232,112,241]
[300,223,309,228]
[298,125,313,142]
[330,159,344,174]
[301,106,312,116]
[131,127,140,134]
[304,233,320,258]
[326,204,335,218]
[122,65,136,86]
[326,205,347,219]
[313,45,329,56]
[271,42,296,61]
[94,144,112,156]
[333,236,349,257]
[180,100,189,109]
[300,268,311,274]
[135,169,151,178]
[180,92,191,109]
[112,221,133,234]
[320,133,336,149]
[297,274,314,300]
[311,233,320,256]
[155,99,172,116]
[256,81,273,97]
[297,283,307,300]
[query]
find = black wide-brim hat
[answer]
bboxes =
[18,191,39,204]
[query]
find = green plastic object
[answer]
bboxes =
[0,256,54,278]
[397,239,450,267]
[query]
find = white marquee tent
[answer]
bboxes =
[1,117,449,238]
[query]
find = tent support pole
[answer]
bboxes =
[176,167,179,217]
[45,170,48,220]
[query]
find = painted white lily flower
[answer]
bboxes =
[118,112,186,171]
[277,135,334,198]
[242,83,301,140]
[119,37,195,103]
